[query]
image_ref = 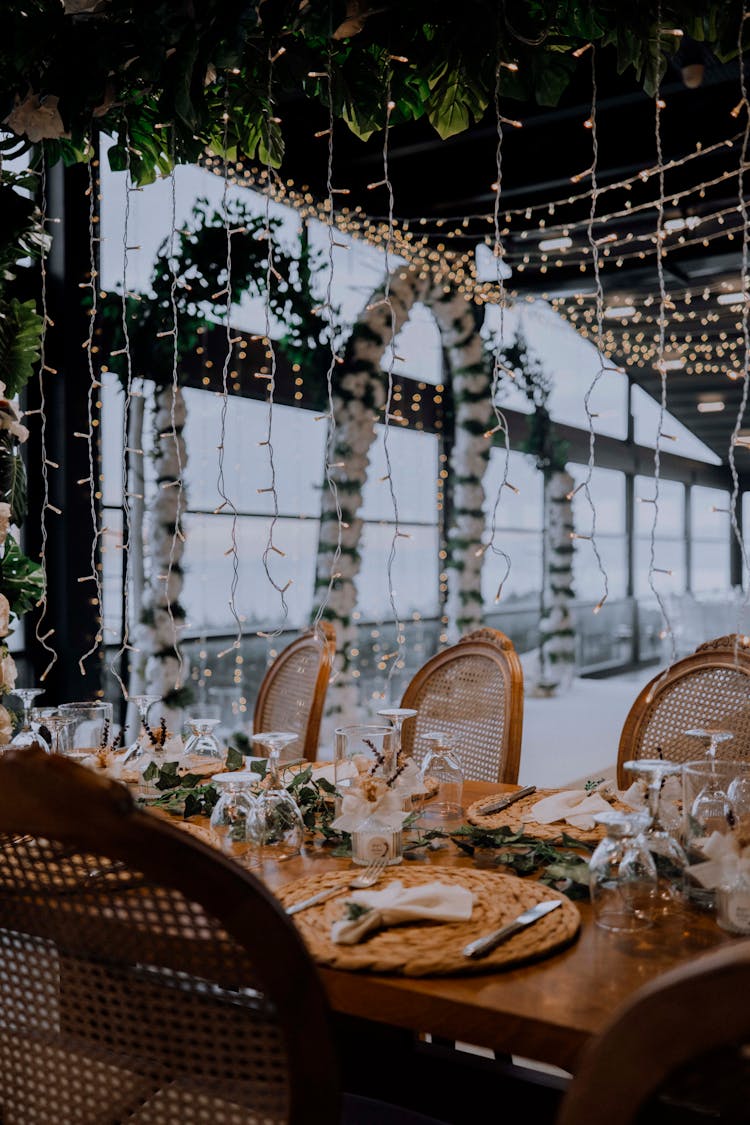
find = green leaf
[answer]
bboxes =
[0,298,43,398]
[0,435,26,527]
[225,744,245,772]
[142,760,158,781]
[0,534,44,619]
[287,765,313,791]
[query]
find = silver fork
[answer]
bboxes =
[286,858,388,915]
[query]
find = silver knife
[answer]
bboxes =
[462,899,563,960]
[479,784,537,816]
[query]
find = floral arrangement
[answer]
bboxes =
[331,741,425,836]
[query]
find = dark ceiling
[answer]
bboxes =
[270,39,748,464]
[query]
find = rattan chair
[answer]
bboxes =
[0,748,339,1125]
[399,627,524,784]
[556,941,750,1125]
[617,633,750,787]
[254,622,336,761]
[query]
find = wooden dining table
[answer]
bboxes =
[172,778,735,1076]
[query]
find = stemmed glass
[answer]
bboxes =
[622,758,687,908]
[685,727,734,764]
[11,688,48,750]
[589,809,657,931]
[209,771,259,869]
[377,707,417,779]
[32,708,74,756]
[122,694,161,764]
[246,731,304,861]
[182,711,224,770]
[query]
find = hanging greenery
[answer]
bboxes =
[0,2,743,182]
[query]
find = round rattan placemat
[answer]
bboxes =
[277,864,580,976]
[466,788,632,843]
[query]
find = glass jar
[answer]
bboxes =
[351,810,403,867]
[589,810,656,931]
[419,730,464,822]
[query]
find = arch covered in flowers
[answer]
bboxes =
[313,266,498,724]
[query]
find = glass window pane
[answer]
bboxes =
[182,514,320,632]
[567,464,626,535]
[632,386,721,465]
[101,509,124,643]
[691,486,730,540]
[356,523,439,620]
[634,476,684,537]
[381,302,443,385]
[691,540,730,594]
[483,449,543,530]
[481,531,542,603]
[182,392,326,517]
[360,428,438,523]
[633,538,687,597]
[571,535,628,601]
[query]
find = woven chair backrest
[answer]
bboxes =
[254,623,336,761]
[617,635,750,787]
[400,628,523,784]
[0,750,338,1125]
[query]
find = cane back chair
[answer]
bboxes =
[0,748,339,1125]
[254,622,336,761]
[617,634,750,787]
[557,941,750,1125]
[399,627,524,784]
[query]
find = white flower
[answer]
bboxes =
[0,653,17,694]
[0,705,12,745]
[4,92,68,143]
[0,594,10,638]
[0,503,11,548]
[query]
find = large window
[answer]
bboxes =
[634,475,686,598]
[691,485,731,592]
[481,448,544,605]
[567,464,628,600]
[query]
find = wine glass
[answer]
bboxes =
[683,759,739,907]
[376,707,417,779]
[122,694,161,764]
[589,809,657,931]
[11,688,49,751]
[182,709,224,770]
[622,758,687,909]
[685,727,734,763]
[31,708,74,756]
[246,731,304,861]
[209,771,259,869]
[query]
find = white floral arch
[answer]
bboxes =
[313,266,497,725]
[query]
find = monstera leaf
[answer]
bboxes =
[0,298,43,399]
[0,434,27,527]
[0,534,44,620]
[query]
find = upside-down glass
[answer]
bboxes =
[246,732,305,861]
[589,810,657,931]
[419,730,464,822]
[11,688,49,751]
[32,709,75,757]
[622,758,687,910]
[377,708,417,777]
[122,694,162,764]
[209,771,260,869]
[683,759,740,907]
[182,708,224,770]
[58,701,114,763]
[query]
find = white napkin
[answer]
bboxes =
[529,789,613,830]
[331,879,474,944]
[686,830,750,890]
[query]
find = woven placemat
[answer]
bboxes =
[277,864,580,976]
[467,788,631,843]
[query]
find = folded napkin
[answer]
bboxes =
[331,879,474,945]
[686,830,750,890]
[529,789,613,830]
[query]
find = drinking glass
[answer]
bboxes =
[122,694,162,765]
[333,725,396,800]
[589,810,657,931]
[684,727,734,762]
[32,709,75,757]
[728,766,750,841]
[246,731,305,860]
[11,688,49,751]
[682,759,740,906]
[622,758,687,909]
[419,730,464,822]
[377,707,417,776]
[58,701,114,763]
[209,771,260,869]
[182,708,224,769]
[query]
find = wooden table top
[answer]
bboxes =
[168,778,735,1074]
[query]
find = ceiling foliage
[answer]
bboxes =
[0,1,744,182]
